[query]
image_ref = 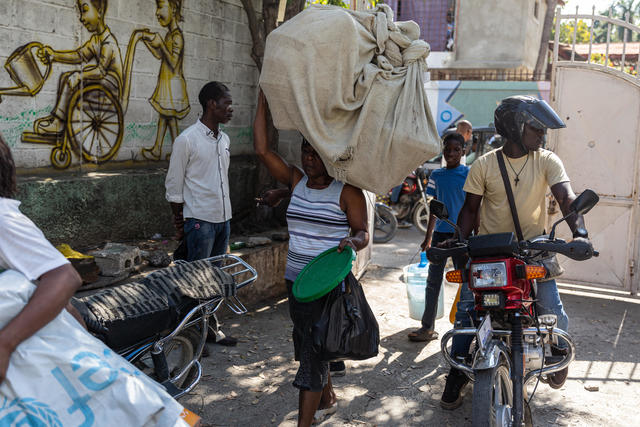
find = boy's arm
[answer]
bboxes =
[37,46,82,65]
[420,213,437,251]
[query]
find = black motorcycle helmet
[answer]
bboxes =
[494,95,565,152]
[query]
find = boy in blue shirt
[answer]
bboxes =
[408,132,469,342]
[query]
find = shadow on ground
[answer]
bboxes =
[182,250,640,426]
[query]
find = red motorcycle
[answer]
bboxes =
[427,190,599,427]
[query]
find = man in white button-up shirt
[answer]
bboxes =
[165,82,236,347]
[166,81,233,260]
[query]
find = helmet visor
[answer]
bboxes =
[524,99,566,130]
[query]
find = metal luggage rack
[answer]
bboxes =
[174,253,258,315]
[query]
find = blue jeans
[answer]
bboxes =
[535,279,569,349]
[421,231,466,330]
[450,281,475,359]
[184,218,230,261]
[450,278,569,359]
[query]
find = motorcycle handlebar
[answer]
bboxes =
[522,239,597,261]
[426,239,598,263]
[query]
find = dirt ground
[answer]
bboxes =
[182,228,640,427]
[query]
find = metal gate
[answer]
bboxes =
[548,7,640,294]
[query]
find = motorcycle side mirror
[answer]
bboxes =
[430,199,449,220]
[549,189,599,240]
[570,189,599,216]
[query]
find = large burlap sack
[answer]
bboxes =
[0,270,197,427]
[260,4,440,194]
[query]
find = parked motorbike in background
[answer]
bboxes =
[427,190,599,427]
[71,254,257,399]
[374,167,430,243]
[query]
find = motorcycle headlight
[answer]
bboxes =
[471,262,508,288]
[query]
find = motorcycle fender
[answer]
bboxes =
[472,340,506,371]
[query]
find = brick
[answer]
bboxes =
[131,71,158,100]
[15,1,56,33]
[235,21,252,44]
[223,3,244,23]
[90,243,142,277]
[211,17,226,39]
[184,10,212,36]
[55,7,83,38]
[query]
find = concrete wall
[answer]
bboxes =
[0,0,260,170]
[454,0,545,70]
[17,156,258,246]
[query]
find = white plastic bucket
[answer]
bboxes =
[403,264,444,321]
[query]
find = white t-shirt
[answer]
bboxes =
[0,198,69,281]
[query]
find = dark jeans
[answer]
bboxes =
[421,231,466,330]
[184,218,230,262]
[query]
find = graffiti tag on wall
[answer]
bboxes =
[0,0,189,169]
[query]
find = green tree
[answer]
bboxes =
[310,0,349,6]
[552,19,591,43]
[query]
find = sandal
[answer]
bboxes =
[312,403,337,424]
[408,328,439,342]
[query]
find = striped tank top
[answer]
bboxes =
[285,176,350,281]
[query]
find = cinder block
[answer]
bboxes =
[234,22,252,45]
[184,10,211,36]
[223,3,243,23]
[90,243,142,277]
[211,17,226,39]
[15,1,56,33]
[55,8,83,38]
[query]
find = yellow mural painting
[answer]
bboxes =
[141,0,190,161]
[0,0,189,169]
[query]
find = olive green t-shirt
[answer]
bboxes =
[463,148,570,240]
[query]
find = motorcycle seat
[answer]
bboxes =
[72,259,236,351]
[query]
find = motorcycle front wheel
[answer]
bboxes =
[373,203,398,243]
[472,362,513,427]
[412,201,429,233]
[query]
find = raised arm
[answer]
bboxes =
[338,184,369,252]
[550,182,585,236]
[253,91,302,187]
[456,193,483,240]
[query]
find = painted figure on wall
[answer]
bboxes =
[0,0,191,169]
[34,0,123,136]
[140,0,190,161]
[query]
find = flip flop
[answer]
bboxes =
[408,329,439,342]
[312,403,337,425]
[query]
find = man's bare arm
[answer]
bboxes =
[550,182,585,235]
[456,193,483,240]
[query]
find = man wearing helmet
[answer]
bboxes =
[439,95,589,409]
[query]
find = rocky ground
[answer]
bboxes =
[182,227,640,426]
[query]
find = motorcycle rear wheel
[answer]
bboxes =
[472,362,513,427]
[373,204,398,243]
[412,201,429,233]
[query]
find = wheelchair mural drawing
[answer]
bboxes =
[0,0,189,169]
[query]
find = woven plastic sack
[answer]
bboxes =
[260,4,440,194]
[0,270,197,427]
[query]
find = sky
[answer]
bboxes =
[562,0,617,14]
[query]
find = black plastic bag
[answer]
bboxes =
[311,272,379,361]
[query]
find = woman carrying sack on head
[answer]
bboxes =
[253,91,369,427]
